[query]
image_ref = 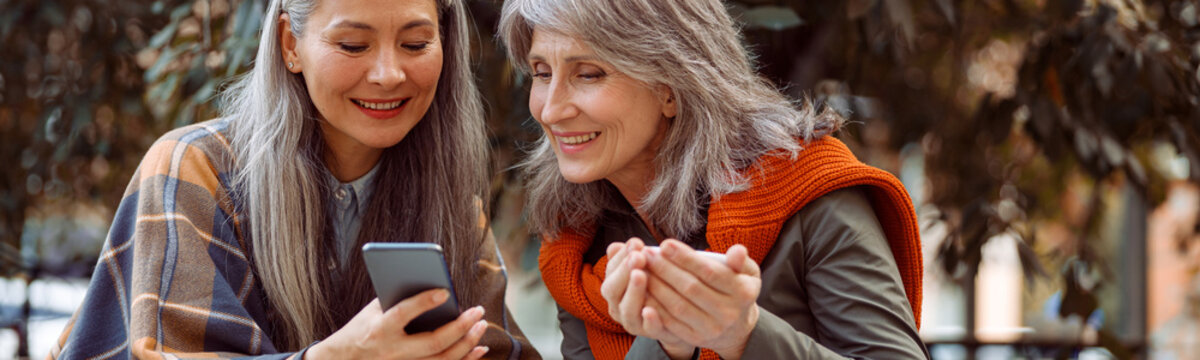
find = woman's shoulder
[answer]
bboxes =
[149,118,236,160]
[794,187,878,231]
[133,118,238,195]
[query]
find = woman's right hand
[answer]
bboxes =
[600,238,647,333]
[305,289,489,360]
[600,239,695,359]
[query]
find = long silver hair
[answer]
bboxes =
[220,0,487,350]
[499,0,842,239]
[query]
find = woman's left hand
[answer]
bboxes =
[640,240,761,359]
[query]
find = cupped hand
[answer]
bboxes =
[599,238,696,360]
[641,240,761,359]
[306,289,490,360]
[600,238,650,333]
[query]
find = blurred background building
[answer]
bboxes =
[2,0,1200,359]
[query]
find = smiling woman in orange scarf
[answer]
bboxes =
[499,0,930,359]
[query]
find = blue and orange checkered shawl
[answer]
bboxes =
[47,118,537,359]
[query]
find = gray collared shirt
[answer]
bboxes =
[326,162,381,267]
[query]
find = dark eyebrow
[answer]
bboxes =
[402,19,434,31]
[331,20,374,31]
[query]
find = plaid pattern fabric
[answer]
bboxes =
[48,118,537,359]
[48,118,289,359]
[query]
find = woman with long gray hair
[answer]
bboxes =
[500,0,928,358]
[49,0,537,358]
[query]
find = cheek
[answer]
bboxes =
[528,86,547,123]
[308,52,362,96]
[409,50,444,91]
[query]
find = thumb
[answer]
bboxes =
[726,245,759,276]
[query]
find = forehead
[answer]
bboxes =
[528,29,595,58]
[310,0,440,28]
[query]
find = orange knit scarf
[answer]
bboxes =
[539,137,923,360]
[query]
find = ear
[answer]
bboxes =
[657,84,677,119]
[279,13,302,73]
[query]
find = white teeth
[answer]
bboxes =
[353,99,405,110]
[558,132,599,145]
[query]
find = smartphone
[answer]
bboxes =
[643,246,728,265]
[362,242,460,334]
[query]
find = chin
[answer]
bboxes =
[358,129,414,149]
[556,166,600,184]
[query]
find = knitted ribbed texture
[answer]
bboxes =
[539,137,923,360]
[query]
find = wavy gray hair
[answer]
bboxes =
[499,0,842,239]
[220,0,487,350]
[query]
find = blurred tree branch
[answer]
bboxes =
[736,0,1199,355]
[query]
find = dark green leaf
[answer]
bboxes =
[147,21,179,49]
[740,6,804,31]
[170,3,192,21]
[144,46,179,83]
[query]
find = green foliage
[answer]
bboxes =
[744,0,1199,355]
[0,0,263,276]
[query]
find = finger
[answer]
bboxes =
[627,237,646,252]
[641,306,668,338]
[618,269,649,333]
[463,346,489,360]
[644,296,698,344]
[726,244,761,277]
[643,270,712,332]
[608,237,640,271]
[406,306,485,356]
[641,299,681,343]
[385,289,452,332]
[600,252,637,317]
[423,318,488,360]
[658,305,705,345]
[606,242,625,262]
[645,246,726,310]
[658,241,741,295]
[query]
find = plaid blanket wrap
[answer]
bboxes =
[47,118,537,359]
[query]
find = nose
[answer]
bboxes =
[537,77,579,125]
[367,47,406,89]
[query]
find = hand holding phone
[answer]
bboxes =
[362,242,461,334]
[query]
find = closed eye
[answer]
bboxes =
[339,43,368,53]
[578,72,605,81]
[402,42,430,51]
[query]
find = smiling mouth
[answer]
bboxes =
[352,98,408,111]
[558,132,600,145]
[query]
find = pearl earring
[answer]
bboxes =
[288,62,294,69]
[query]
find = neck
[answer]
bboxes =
[607,119,671,239]
[320,123,383,182]
[608,159,662,240]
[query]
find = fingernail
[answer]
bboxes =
[476,346,490,354]
[433,289,449,303]
[473,305,486,317]
[472,320,488,335]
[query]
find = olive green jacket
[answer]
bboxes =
[558,188,931,359]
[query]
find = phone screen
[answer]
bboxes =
[362,242,460,333]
